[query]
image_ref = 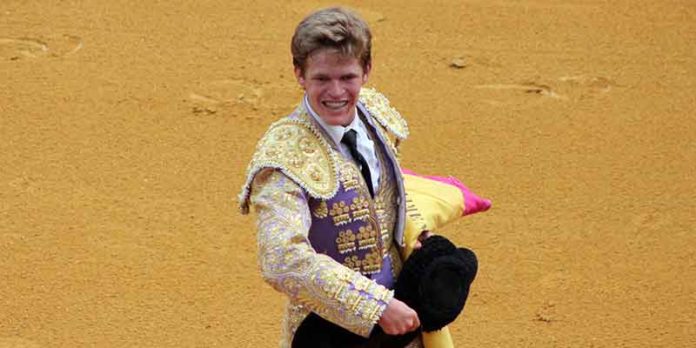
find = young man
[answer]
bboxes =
[239,7,422,347]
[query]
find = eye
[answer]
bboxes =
[313,76,329,82]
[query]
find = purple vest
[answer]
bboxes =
[304,112,402,289]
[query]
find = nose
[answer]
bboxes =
[327,80,343,97]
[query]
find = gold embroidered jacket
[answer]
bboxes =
[239,88,410,347]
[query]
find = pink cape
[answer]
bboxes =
[401,168,491,216]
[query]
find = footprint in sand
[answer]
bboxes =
[631,212,669,232]
[188,79,264,116]
[534,301,557,323]
[0,34,83,60]
[188,79,301,117]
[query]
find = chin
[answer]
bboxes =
[320,112,353,126]
[323,117,350,126]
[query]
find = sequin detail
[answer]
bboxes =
[359,87,409,140]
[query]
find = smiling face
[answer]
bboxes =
[295,49,370,126]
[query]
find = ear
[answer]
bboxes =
[361,63,372,84]
[294,66,306,89]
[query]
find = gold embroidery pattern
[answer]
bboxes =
[339,162,361,191]
[374,197,389,244]
[343,244,383,275]
[389,244,403,280]
[336,229,357,254]
[363,248,383,274]
[350,196,371,221]
[343,255,361,273]
[356,225,378,250]
[239,107,339,214]
[371,141,399,247]
[371,121,400,163]
[313,201,328,219]
[283,303,310,346]
[359,87,409,140]
[343,248,382,274]
[329,201,351,226]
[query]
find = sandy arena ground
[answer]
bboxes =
[1,0,695,347]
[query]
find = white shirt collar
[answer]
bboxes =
[303,94,381,191]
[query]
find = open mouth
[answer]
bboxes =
[322,100,349,110]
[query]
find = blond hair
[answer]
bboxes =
[291,7,372,73]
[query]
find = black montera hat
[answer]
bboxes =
[394,235,478,332]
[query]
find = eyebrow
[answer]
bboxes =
[311,72,358,78]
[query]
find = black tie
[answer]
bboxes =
[341,129,374,197]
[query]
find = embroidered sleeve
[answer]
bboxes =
[250,169,394,337]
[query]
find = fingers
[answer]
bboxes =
[401,317,419,334]
[378,299,421,335]
[418,230,433,242]
[411,313,420,331]
[405,310,420,333]
[392,311,420,335]
[414,230,434,250]
[383,320,417,335]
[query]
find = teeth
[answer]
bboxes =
[323,101,348,109]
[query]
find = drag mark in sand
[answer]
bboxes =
[473,81,564,108]
[474,82,563,99]
[0,37,48,59]
[0,34,83,60]
[473,75,617,107]
[558,75,616,94]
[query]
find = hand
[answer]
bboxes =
[413,230,434,250]
[378,298,420,335]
